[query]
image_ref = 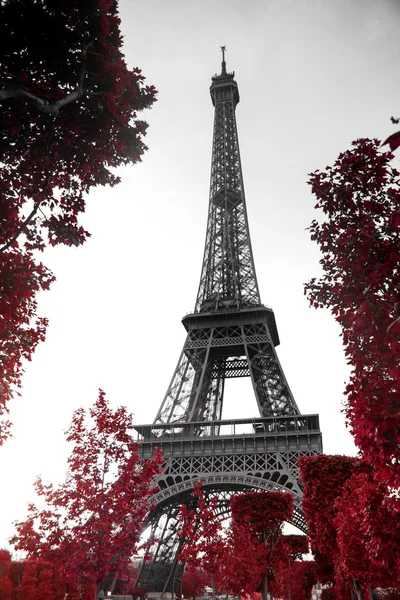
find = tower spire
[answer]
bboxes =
[198,54,254,312]
[220,44,227,75]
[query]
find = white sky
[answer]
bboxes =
[1,0,400,551]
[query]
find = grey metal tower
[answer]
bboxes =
[134,49,322,594]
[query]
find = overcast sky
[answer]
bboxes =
[1,0,400,550]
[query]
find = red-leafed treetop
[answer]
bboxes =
[230,491,294,542]
[305,138,400,488]
[12,391,162,600]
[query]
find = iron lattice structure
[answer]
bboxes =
[134,51,322,595]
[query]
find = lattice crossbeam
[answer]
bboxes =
[153,322,298,426]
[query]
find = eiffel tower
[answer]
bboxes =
[134,48,322,594]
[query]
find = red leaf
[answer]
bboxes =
[382,131,400,151]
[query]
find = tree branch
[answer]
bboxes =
[0,203,40,252]
[0,41,93,115]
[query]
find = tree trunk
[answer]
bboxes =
[368,584,375,600]
[211,573,216,600]
[352,578,364,600]
[261,574,268,600]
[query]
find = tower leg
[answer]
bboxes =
[135,505,183,594]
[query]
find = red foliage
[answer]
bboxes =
[320,587,335,600]
[181,569,209,599]
[222,517,270,597]
[291,561,318,600]
[230,492,294,600]
[113,564,146,599]
[265,537,295,600]
[282,535,309,563]
[14,558,87,600]
[179,483,227,596]
[16,557,96,600]
[279,535,310,600]
[0,0,156,250]
[298,454,360,583]
[300,454,400,596]
[382,131,400,151]
[0,550,12,600]
[9,560,24,593]
[11,391,162,599]
[180,490,294,599]
[0,251,54,442]
[230,491,294,547]
[335,469,400,588]
[0,0,156,442]
[305,139,400,488]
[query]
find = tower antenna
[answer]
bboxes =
[220,44,227,75]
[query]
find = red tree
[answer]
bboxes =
[281,535,310,600]
[181,569,209,600]
[113,564,146,600]
[291,561,317,600]
[230,491,294,600]
[9,560,24,600]
[222,517,270,597]
[179,483,227,599]
[305,138,400,488]
[298,454,359,584]
[13,558,86,600]
[12,391,162,600]
[0,550,13,600]
[265,537,296,600]
[335,469,400,593]
[0,0,157,442]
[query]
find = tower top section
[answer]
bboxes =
[210,46,240,107]
[195,49,261,313]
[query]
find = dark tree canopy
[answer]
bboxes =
[0,0,157,441]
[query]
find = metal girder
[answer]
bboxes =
[153,322,299,427]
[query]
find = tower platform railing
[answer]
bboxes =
[133,414,320,441]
